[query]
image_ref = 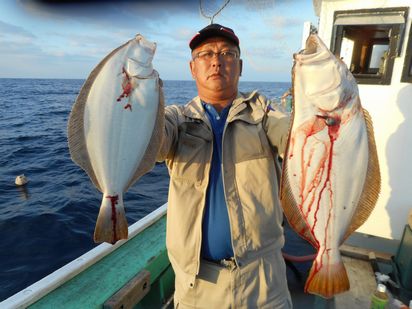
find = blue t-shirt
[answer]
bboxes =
[201,102,234,261]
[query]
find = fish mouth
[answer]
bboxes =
[303,34,319,55]
[135,34,156,54]
[294,34,330,64]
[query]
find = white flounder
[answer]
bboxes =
[280,34,380,298]
[68,34,164,244]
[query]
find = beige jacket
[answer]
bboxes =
[157,91,290,289]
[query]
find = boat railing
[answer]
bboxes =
[1,203,168,309]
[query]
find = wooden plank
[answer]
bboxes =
[340,244,392,262]
[334,256,376,309]
[104,270,150,309]
[408,209,412,229]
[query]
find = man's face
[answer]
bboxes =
[190,37,242,102]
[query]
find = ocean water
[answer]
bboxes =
[0,78,297,301]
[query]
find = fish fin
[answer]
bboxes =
[94,194,128,244]
[280,72,316,248]
[280,162,318,248]
[67,39,134,192]
[125,77,165,190]
[343,108,381,240]
[281,189,318,248]
[67,78,101,191]
[305,258,350,298]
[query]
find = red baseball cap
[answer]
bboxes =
[189,23,240,51]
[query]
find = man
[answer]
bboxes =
[157,24,292,308]
[280,88,292,113]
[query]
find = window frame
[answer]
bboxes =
[331,7,409,85]
[401,22,412,83]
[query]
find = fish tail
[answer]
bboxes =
[94,194,128,244]
[305,258,349,298]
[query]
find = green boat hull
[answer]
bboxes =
[30,214,174,309]
[2,206,174,309]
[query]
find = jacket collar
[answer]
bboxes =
[182,90,258,121]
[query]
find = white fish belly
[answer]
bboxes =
[286,105,369,252]
[84,56,158,194]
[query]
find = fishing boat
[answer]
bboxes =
[2,0,412,308]
[1,204,174,309]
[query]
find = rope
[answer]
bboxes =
[282,252,317,263]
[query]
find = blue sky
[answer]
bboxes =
[0,0,318,82]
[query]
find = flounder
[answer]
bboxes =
[280,34,381,298]
[68,34,164,244]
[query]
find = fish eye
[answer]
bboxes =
[325,118,336,126]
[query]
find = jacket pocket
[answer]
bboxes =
[230,119,271,163]
[171,121,212,182]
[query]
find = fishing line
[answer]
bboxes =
[199,0,231,24]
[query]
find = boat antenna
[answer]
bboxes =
[199,0,231,24]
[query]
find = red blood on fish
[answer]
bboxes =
[67,34,164,245]
[280,34,380,298]
[106,195,119,244]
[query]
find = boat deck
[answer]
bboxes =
[282,218,392,308]
[287,254,377,308]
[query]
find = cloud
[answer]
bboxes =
[0,52,96,78]
[266,15,303,29]
[17,0,198,28]
[0,20,36,39]
[0,21,40,60]
[231,0,293,12]
[0,39,40,55]
[44,32,127,56]
[169,27,193,42]
[0,0,315,81]
[0,20,105,76]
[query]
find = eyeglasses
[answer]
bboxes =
[192,50,239,62]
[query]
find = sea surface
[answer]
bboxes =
[0,78,313,302]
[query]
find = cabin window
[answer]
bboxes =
[401,22,412,82]
[332,7,408,85]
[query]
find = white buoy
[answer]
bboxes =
[15,174,28,186]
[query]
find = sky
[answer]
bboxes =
[0,0,319,82]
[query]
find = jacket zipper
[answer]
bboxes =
[195,117,213,275]
[221,120,240,268]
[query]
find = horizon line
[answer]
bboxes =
[0,77,291,83]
